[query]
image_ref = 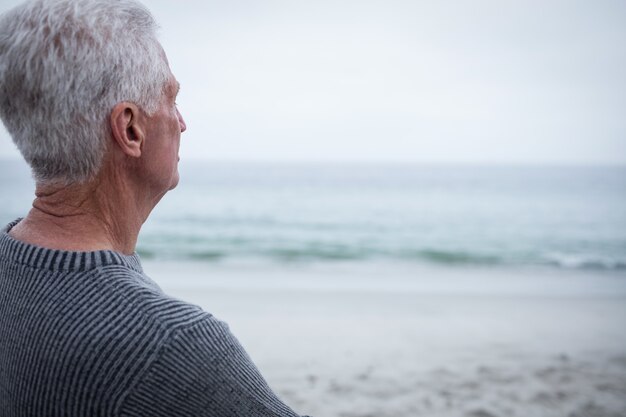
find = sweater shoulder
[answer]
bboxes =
[119,315,306,417]
[0,258,213,415]
[89,264,211,332]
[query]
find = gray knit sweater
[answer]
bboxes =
[0,220,307,417]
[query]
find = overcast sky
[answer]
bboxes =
[0,0,625,165]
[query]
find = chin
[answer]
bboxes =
[168,173,180,190]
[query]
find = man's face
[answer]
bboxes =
[140,71,186,194]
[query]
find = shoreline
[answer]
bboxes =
[144,259,626,296]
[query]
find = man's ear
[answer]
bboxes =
[110,102,144,158]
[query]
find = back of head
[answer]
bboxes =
[0,0,170,184]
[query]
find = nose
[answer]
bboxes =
[177,108,187,133]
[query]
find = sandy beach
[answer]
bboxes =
[144,261,626,417]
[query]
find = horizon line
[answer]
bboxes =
[2,156,626,169]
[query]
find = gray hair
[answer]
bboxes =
[0,0,170,184]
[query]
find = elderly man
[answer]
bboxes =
[0,0,309,416]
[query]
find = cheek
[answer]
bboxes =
[169,112,181,136]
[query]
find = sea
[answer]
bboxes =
[1,159,625,273]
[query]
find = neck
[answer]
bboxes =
[10,167,154,255]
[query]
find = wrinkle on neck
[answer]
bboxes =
[9,162,152,255]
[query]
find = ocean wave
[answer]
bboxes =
[399,249,504,266]
[543,253,626,271]
[135,240,626,271]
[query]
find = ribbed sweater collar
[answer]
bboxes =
[0,219,143,273]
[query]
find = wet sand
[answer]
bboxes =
[145,261,626,417]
